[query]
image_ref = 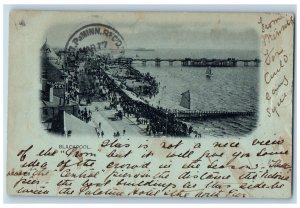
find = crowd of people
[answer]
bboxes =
[64,53,192,137]
[122,66,159,98]
[117,94,183,136]
[78,108,92,123]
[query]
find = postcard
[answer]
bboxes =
[7,11,294,198]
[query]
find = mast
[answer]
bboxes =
[206,66,211,75]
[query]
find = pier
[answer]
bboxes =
[107,57,261,67]
[170,110,255,120]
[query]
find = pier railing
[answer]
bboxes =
[170,110,255,119]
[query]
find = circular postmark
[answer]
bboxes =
[64,23,126,58]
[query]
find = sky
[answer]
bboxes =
[45,13,260,51]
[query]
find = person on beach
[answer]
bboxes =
[96,128,100,138]
[188,126,193,135]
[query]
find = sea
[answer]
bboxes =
[124,49,260,137]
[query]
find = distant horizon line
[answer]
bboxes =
[50,46,259,52]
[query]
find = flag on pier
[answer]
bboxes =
[180,90,190,109]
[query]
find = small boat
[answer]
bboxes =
[206,66,213,78]
[180,90,191,110]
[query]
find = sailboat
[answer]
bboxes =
[179,90,193,124]
[206,66,213,78]
[180,90,191,110]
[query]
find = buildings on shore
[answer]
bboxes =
[40,41,196,138]
[40,41,82,136]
